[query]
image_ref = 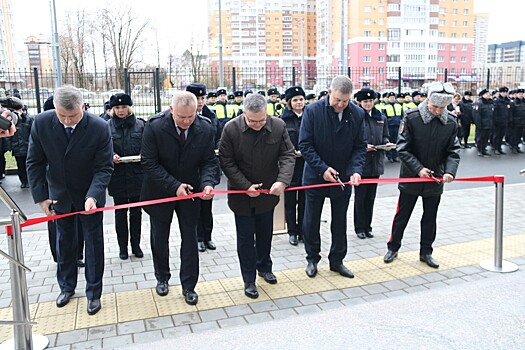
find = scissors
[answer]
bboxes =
[428,171,441,184]
[185,187,195,201]
[333,174,346,190]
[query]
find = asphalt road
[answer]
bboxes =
[1,144,524,231]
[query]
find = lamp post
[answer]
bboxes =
[301,18,306,89]
[218,0,224,87]
[50,0,62,86]
[340,0,347,74]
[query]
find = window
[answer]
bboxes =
[451,33,457,38]
[452,20,457,27]
[452,8,457,14]
[379,43,385,50]
[379,31,385,37]
[451,45,456,51]
[363,67,371,75]
[462,45,467,51]
[450,56,456,63]
[364,6,372,12]
[378,56,385,62]
[462,33,468,38]
[378,6,384,12]
[463,9,469,15]
[439,20,445,26]
[463,21,468,27]
[461,56,467,62]
[438,44,445,50]
[378,18,384,25]
[438,56,444,62]
[438,32,445,38]
[364,30,371,37]
[388,4,400,11]
[363,56,371,62]
[363,43,371,50]
[364,18,371,25]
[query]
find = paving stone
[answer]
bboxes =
[172,312,202,326]
[425,281,448,290]
[117,320,146,335]
[217,316,248,328]
[224,304,253,317]
[133,330,163,344]
[102,335,133,349]
[362,284,389,295]
[199,308,228,322]
[404,285,429,294]
[56,329,88,346]
[380,280,410,291]
[70,339,102,350]
[341,286,370,298]
[319,290,346,302]
[461,274,486,282]
[444,277,468,286]
[145,316,174,331]
[88,325,117,340]
[362,294,388,303]
[318,301,344,310]
[270,308,298,320]
[47,346,71,350]
[249,300,278,313]
[296,293,324,306]
[402,275,429,286]
[295,304,321,315]
[244,312,273,324]
[273,297,302,309]
[190,321,220,333]
[421,272,447,283]
[162,325,192,338]
[438,269,465,279]
[384,290,408,298]
[456,265,484,275]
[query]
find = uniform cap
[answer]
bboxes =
[186,83,207,97]
[109,93,133,107]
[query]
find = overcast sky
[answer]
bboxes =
[11,0,523,60]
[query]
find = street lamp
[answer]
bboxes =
[50,0,62,86]
[218,0,224,87]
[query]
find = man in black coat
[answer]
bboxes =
[27,85,113,315]
[140,91,220,305]
[299,75,367,279]
[458,91,474,148]
[492,87,512,155]
[383,82,460,269]
[473,89,494,157]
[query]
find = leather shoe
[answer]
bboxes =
[356,232,366,239]
[305,261,318,278]
[182,289,199,305]
[383,250,398,263]
[56,291,75,307]
[244,282,259,299]
[420,254,440,268]
[132,247,144,258]
[329,264,354,278]
[198,241,206,252]
[365,231,374,238]
[156,281,169,296]
[298,236,304,243]
[205,241,216,250]
[77,259,85,268]
[258,271,277,284]
[119,252,128,260]
[87,299,101,315]
[289,234,298,246]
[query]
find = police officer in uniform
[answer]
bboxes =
[383,92,404,162]
[510,88,525,153]
[214,88,236,133]
[206,91,217,107]
[266,88,282,116]
[305,93,316,105]
[492,87,512,154]
[318,90,328,100]
[458,91,474,148]
[230,91,244,116]
[405,91,421,110]
[472,89,494,157]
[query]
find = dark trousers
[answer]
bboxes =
[387,192,441,255]
[462,121,472,145]
[386,125,399,160]
[491,123,507,151]
[284,188,305,237]
[234,209,274,283]
[476,129,491,152]
[303,189,351,266]
[49,218,84,263]
[353,178,379,234]
[113,196,142,252]
[15,155,28,185]
[509,127,525,149]
[149,201,199,290]
[55,211,104,300]
[197,198,213,242]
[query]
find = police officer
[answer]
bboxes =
[107,93,145,260]
[458,91,474,148]
[214,88,236,132]
[405,91,421,110]
[383,92,404,162]
[318,90,328,100]
[206,91,217,107]
[230,91,244,116]
[472,89,494,157]
[266,88,282,116]
[510,88,525,153]
[492,87,512,155]
[305,93,316,105]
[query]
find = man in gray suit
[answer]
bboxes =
[27,85,113,315]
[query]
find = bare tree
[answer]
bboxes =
[98,7,149,89]
[182,36,207,83]
[60,10,91,87]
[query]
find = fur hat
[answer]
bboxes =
[284,86,305,101]
[426,82,455,107]
[110,93,133,107]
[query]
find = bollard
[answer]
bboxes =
[479,175,518,273]
[0,210,49,350]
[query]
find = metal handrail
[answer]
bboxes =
[0,185,27,222]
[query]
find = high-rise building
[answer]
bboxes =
[24,35,53,72]
[207,0,316,89]
[0,0,19,81]
[473,13,489,68]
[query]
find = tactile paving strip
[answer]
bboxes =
[76,294,117,329]
[228,288,270,305]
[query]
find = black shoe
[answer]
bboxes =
[420,254,440,268]
[495,149,506,155]
[482,150,491,156]
[119,252,128,260]
[393,158,400,162]
[56,291,75,307]
[329,264,354,278]
[365,231,374,238]
[156,281,169,296]
[132,247,144,258]
[244,282,259,299]
[298,236,304,243]
[87,299,101,315]
[383,250,398,263]
[356,232,366,239]
[198,241,206,252]
[464,144,472,149]
[205,241,216,250]
[20,183,29,189]
[517,149,524,154]
[182,289,198,305]
[258,271,277,284]
[477,151,484,157]
[512,149,519,154]
[77,259,85,268]
[305,261,318,278]
[289,234,298,246]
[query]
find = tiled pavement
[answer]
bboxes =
[0,183,524,349]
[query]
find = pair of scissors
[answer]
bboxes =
[333,174,345,190]
[185,187,195,201]
[428,171,441,184]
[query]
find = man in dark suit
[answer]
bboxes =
[27,85,113,315]
[141,91,219,305]
[299,75,367,279]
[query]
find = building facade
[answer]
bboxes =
[472,12,489,68]
[0,0,19,86]
[24,35,53,73]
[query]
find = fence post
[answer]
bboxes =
[486,68,491,90]
[292,67,296,87]
[124,68,130,94]
[347,67,351,79]
[33,68,42,114]
[480,175,518,273]
[232,67,236,92]
[155,68,161,114]
[444,68,448,83]
[397,67,402,95]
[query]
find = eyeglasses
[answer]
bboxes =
[245,115,267,125]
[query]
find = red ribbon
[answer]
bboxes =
[4,175,503,235]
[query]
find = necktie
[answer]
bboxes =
[178,127,186,145]
[65,127,73,141]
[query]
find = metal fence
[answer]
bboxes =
[1,66,524,117]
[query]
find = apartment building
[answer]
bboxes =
[0,0,19,85]
[472,12,489,68]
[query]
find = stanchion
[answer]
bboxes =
[480,175,518,273]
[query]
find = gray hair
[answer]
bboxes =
[53,85,83,111]
[330,75,354,95]
[243,93,267,114]
[172,91,197,110]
